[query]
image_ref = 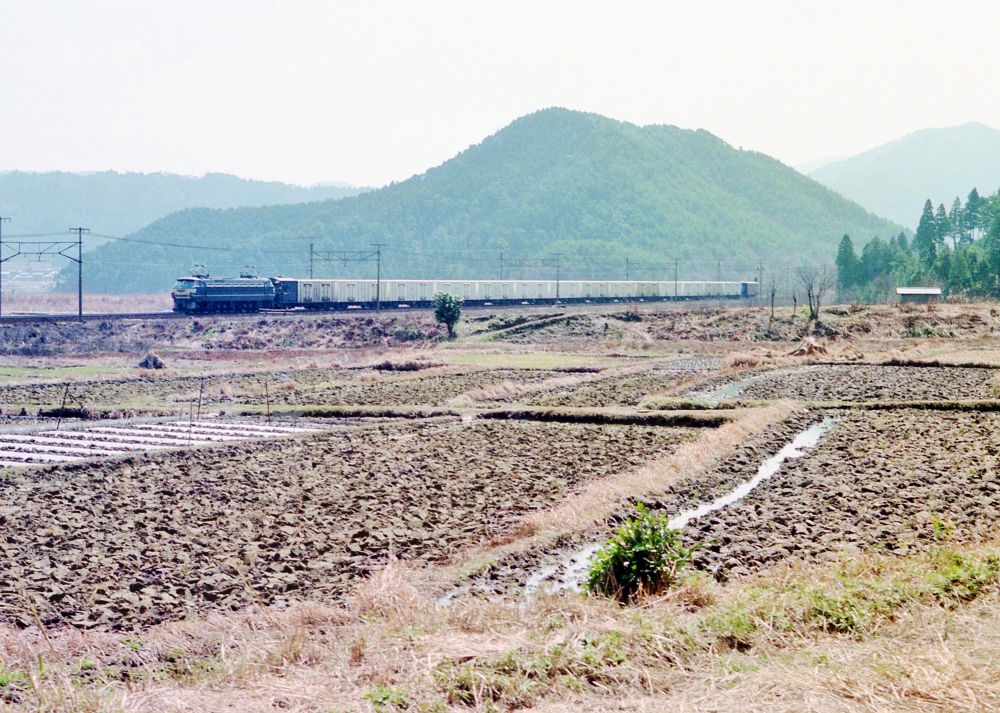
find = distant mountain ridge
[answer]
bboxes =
[0,171,365,250]
[810,122,1000,228]
[68,108,902,294]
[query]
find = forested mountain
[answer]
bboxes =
[0,171,364,250]
[67,108,901,294]
[810,122,1000,229]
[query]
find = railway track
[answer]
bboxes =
[0,295,748,324]
[0,311,186,324]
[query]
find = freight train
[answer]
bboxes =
[171,276,758,313]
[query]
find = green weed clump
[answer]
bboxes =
[434,632,633,708]
[364,683,409,711]
[703,548,1000,648]
[587,504,697,602]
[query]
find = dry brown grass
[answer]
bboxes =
[723,348,779,369]
[2,292,172,314]
[723,341,865,370]
[451,373,590,405]
[5,542,1000,712]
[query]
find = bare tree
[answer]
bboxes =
[795,267,816,320]
[815,267,835,319]
[796,266,835,321]
[767,272,779,326]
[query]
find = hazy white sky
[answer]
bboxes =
[2,0,998,187]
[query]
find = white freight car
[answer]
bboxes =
[271,278,756,309]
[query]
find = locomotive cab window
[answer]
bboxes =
[174,280,198,290]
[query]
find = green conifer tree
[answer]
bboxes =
[949,196,965,248]
[914,200,938,267]
[835,234,860,291]
[935,203,951,248]
[965,188,982,240]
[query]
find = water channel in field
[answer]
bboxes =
[522,418,836,599]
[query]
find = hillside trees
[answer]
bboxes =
[835,232,913,301]
[58,109,901,294]
[836,187,1000,300]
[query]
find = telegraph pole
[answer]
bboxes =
[309,241,314,279]
[0,217,8,318]
[625,257,629,281]
[70,228,89,319]
[371,243,385,311]
[499,252,504,280]
[553,253,563,301]
[674,259,679,299]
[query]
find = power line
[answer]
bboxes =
[0,217,8,317]
[0,228,87,320]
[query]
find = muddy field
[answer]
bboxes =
[0,366,570,411]
[237,368,563,407]
[8,300,1000,636]
[0,419,700,628]
[519,360,718,407]
[686,364,997,403]
[473,404,1000,595]
[0,366,357,409]
[664,409,1000,579]
[460,412,821,598]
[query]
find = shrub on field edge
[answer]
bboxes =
[587,503,697,602]
[432,292,462,339]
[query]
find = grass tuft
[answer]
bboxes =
[434,631,640,709]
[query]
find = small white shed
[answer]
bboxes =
[896,287,942,304]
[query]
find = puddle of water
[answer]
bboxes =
[521,417,837,599]
[687,368,797,404]
[685,376,757,403]
[668,418,834,529]
[522,543,601,599]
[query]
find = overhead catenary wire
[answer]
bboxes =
[72,232,780,272]
[22,229,818,295]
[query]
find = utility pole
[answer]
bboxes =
[625,257,629,281]
[70,228,89,319]
[553,253,563,301]
[0,217,8,319]
[674,259,679,299]
[308,245,381,308]
[371,242,385,311]
[499,252,504,280]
